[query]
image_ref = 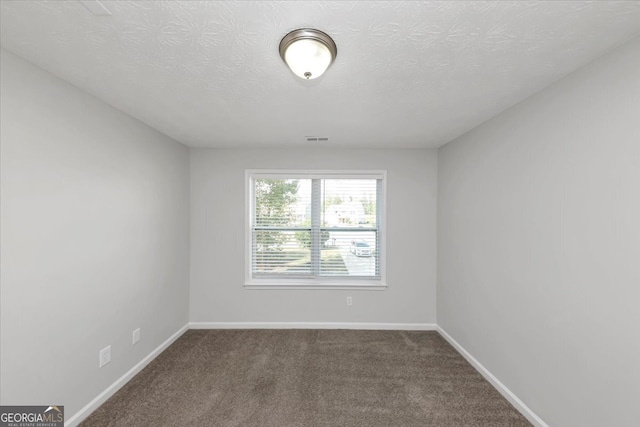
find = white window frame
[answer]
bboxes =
[245,170,387,290]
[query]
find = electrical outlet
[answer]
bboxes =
[346,296,353,306]
[132,328,141,345]
[99,345,111,368]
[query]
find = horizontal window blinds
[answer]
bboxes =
[251,174,382,280]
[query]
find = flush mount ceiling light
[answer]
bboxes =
[279,28,337,80]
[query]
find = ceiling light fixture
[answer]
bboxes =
[279,28,337,80]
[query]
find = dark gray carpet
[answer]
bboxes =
[81,330,531,426]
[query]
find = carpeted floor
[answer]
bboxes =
[81,330,532,426]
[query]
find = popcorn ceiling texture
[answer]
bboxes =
[1,1,640,148]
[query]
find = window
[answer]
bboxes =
[246,171,386,289]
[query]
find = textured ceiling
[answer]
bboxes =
[2,1,640,148]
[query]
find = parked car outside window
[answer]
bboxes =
[350,241,372,257]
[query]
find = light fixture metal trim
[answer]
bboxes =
[279,28,337,80]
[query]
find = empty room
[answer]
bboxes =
[1,1,639,426]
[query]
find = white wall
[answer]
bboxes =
[0,50,190,417]
[438,36,640,427]
[190,148,437,325]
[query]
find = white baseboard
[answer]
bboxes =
[190,322,437,331]
[64,324,189,427]
[436,326,548,427]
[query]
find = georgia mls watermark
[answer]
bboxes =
[0,406,64,427]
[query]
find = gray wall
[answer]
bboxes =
[190,148,437,325]
[0,50,190,416]
[437,37,640,427]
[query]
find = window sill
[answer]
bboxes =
[244,279,387,291]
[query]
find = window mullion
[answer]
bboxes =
[376,178,382,277]
[311,179,322,276]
